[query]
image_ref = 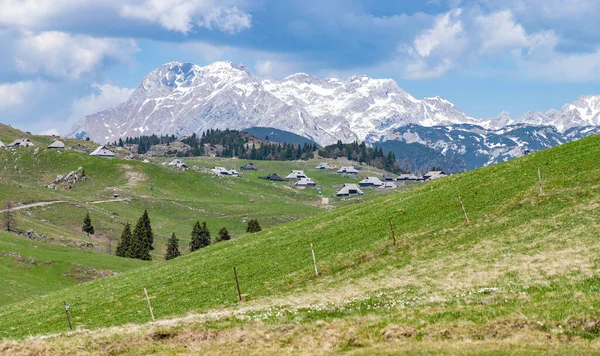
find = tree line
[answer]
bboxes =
[110,134,178,154]
[108,130,418,171]
[178,129,319,160]
[319,140,403,173]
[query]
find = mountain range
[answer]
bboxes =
[69,61,600,172]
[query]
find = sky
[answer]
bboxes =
[1,0,599,135]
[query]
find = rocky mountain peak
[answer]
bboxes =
[70,61,598,148]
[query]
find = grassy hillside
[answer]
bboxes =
[0,142,395,260]
[3,131,600,353]
[0,231,147,306]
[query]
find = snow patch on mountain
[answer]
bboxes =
[70,61,481,145]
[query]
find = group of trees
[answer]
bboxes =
[178,129,319,160]
[246,219,262,233]
[110,134,178,154]
[114,130,414,172]
[115,210,154,261]
[82,210,261,262]
[165,220,254,261]
[319,140,403,173]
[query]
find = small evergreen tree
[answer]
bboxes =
[189,221,202,252]
[141,210,154,250]
[246,219,262,233]
[115,222,132,257]
[82,212,95,237]
[165,233,181,260]
[129,216,151,260]
[217,227,231,242]
[3,201,14,232]
[189,221,211,252]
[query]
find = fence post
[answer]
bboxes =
[233,266,242,302]
[310,243,319,277]
[63,301,73,330]
[144,287,155,321]
[458,196,470,224]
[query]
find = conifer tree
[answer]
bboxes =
[141,210,154,250]
[189,220,202,252]
[82,212,95,237]
[129,216,151,260]
[217,227,231,242]
[189,220,211,252]
[115,222,132,257]
[165,233,181,260]
[246,219,262,233]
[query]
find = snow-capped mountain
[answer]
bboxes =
[486,95,600,132]
[69,61,600,172]
[69,61,480,146]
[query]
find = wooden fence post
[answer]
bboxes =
[310,243,319,277]
[63,301,73,330]
[458,196,470,224]
[389,219,397,245]
[537,168,543,195]
[144,287,155,321]
[233,267,242,302]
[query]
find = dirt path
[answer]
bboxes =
[0,201,66,212]
[90,198,130,204]
[0,198,130,212]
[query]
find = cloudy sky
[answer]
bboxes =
[1,0,599,135]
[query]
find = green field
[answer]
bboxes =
[0,231,148,306]
[3,131,600,354]
[0,126,398,319]
[0,144,395,257]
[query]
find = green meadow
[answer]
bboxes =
[2,130,600,355]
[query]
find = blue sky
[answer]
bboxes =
[0,0,599,135]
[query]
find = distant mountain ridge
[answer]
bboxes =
[69,61,600,172]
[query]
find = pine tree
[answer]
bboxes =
[246,219,262,233]
[141,210,154,250]
[3,201,14,232]
[190,221,211,251]
[82,212,95,237]
[129,216,151,260]
[199,222,211,247]
[165,233,181,260]
[217,227,231,242]
[115,222,132,257]
[189,220,202,252]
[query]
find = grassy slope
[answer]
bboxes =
[0,144,393,258]
[3,132,600,347]
[0,231,148,306]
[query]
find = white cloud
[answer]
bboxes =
[13,31,138,80]
[197,6,252,33]
[70,83,135,121]
[0,0,77,28]
[0,0,252,35]
[0,81,36,109]
[120,0,251,34]
[397,8,600,81]
[414,9,464,58]
[520,49,600,82]
[399,9,467,79]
